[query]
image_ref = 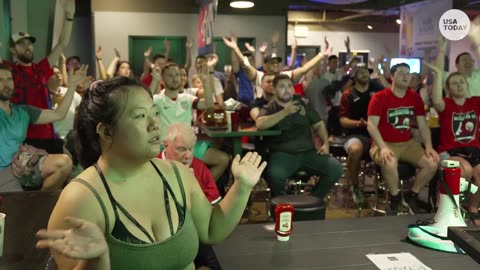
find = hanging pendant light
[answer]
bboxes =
[230,0,255,8]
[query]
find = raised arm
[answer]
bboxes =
[35,65,88,124]
[288,39,297,69]
[142,46,152,78]
[292,46,332,82]
[426,38,448,112]
[468,16,480,59]
[271,31,280,55]
[164,39,171,60]
[48,0,75,66]
[223,36,257,81]
[185,39,193,72]
[95,46,108,80]
[59,54,68,86]
[106,49,120,79]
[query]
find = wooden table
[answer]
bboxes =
[213,214,479,269]
[200,125,281,156]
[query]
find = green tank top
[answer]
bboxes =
[73,161,199,270]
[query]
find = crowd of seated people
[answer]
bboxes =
[1,2,480,267]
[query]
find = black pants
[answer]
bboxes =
[327,106,342,136]
[194,243,222,270]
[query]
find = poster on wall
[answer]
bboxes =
[399,0,452,59]
[197,0,218,56]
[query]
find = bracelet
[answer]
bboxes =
[96,58,102,61]
[66,17,73,21]
[209,71,215,74]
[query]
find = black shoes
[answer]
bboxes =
[386,195,401,216]
[403,191,428,215]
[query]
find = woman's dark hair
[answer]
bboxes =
[114,61,131,77]
[75,76,152,168]
[178,65,190,88]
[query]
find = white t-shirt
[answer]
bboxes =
[321,70,345,106]
[153,92,198,141]
[53,87,82,139]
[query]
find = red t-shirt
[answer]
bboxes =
[293,83,305,97]
[437,97,480,153]
[368,88,425,143]
[141,73,153,87]
[4,59,54,139]
[157,152,221,204]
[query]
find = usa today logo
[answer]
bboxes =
[439,9,471,41]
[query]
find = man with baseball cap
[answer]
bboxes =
[339,64,385,204]
[1,0,75,153]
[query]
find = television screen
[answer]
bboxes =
[390,58,421,73]
[286,54,305,69]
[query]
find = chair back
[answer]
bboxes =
[0,191,61,270]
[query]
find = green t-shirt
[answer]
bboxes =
[0,104,41,170]
[258,96,321,153]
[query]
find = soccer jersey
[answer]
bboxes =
[153,92,198,141]
[437,97,480,153]
[368,88,425,143]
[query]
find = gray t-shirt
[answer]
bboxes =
[304,77,331,121]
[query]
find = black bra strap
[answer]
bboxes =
[94,163,120,221]
[94,163,155,243]
[150,161,186,231]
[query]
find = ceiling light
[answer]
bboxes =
[396,19,402,24]
[230,0,254,8]
[367,25,373,29]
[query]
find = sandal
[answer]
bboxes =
[467,211,480,226]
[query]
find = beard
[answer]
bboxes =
[16,52,34,64]
[166,82,180,91]
[0,88,13,101]
[277,93,292,103]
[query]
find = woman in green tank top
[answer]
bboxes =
[36,75,267,270]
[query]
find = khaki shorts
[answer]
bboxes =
[370,139,425,166]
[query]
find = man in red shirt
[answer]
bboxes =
[1,0,75,151]
[367,63,439,215]
[158,122,222,269]
[159,123,222,204]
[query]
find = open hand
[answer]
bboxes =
[379,147,395,166]
[69,64,89,88]
[468,15,480,45]
[231,152,267,189]
[245,42,255,53]
[186,38,193,49]
[222,36,238,49]
[144,46,152,58]
[96,46,102,59]
[271,31,280,48]
[259,42,268,54]
[36,217,107,260]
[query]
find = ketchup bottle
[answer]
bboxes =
[275,204,294,241]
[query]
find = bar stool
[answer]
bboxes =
[270,195,326,221]
[371,162,416,215]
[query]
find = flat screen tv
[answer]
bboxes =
[390,58,421,73]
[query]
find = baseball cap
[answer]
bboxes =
[10,32,36,46]
[264,54,283,64]
[351,63,373,77]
